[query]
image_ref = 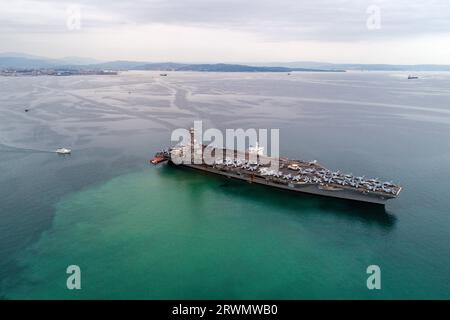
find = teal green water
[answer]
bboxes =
[1,168,379,299]
[1,72,450,299]
[2,166,446,299]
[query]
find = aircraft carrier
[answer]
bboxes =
[151,130,402,205]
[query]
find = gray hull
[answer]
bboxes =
[178,163,390,205]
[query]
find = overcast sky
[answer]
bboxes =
[1,0,450,63]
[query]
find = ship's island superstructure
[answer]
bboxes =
[152,129,402,205]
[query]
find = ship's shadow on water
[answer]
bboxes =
[157,164,397,229]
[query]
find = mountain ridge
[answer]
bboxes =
[2,52,450,72]
[0,55,344,72]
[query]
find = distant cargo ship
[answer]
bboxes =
[408,75,419,79]
[152,129,402,205]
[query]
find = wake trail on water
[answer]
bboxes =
[0,139,56,154]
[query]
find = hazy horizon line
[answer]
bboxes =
[3,51,450,67]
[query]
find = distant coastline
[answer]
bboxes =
[3,52,450,76]
[0,57,345,76]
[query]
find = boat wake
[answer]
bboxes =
[0,140,55,154]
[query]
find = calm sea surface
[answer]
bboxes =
[0,71,449,299]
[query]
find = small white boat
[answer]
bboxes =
[56,148,71,154]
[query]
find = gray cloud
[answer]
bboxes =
[2,0,450,40]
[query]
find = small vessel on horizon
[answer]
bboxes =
[55,148,71,154]
[408,75,419,79]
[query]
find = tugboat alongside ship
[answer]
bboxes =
[151,129,402,205]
